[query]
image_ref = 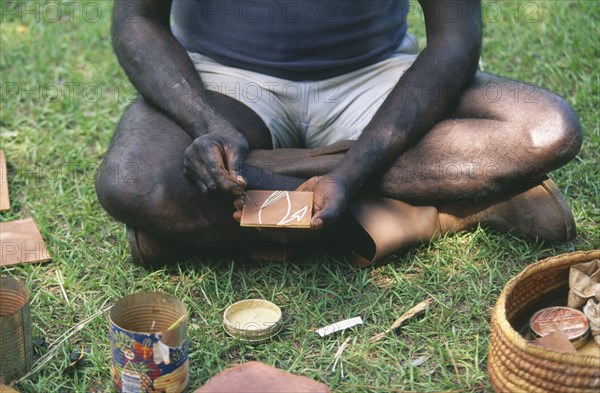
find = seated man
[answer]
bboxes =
[96,0,582,267]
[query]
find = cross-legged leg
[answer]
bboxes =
[96,71,582,264]
[372,71,582,203]
[246,71,582,203]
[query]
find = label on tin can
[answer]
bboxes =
[121,371,141,393]
[110,326,189,392]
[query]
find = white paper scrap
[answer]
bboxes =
[153,340,170,365]
[315,316,363,337]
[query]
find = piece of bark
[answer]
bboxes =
[530,330,577,353]
[0,150,9,211]
[241,191,312,228]
[0,218,51,266]
[194,361,329,393]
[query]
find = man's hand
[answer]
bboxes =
[183,120,249,194]
[298,174,350,230]
[112,0,252,190]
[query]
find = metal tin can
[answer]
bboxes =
[0,278,33,384]
[529,306,590,349]
[109,292,189,392]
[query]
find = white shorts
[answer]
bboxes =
[189,34,418,149]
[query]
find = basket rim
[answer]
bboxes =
[492,250,600,366]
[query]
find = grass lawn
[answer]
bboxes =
[1,1,598,392]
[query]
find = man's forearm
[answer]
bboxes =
[334,0,482,193]
[111,1,219,139]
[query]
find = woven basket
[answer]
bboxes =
[488,250,600,392]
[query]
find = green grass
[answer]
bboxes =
[1,1,598,392]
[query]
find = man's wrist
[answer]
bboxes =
[332,133,402,196]
[328,163,361,196]
[186,104,225,139]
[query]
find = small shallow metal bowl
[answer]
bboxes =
[529,306,590,349]
[223,299,282,342]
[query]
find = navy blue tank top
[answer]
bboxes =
[171,0,409,81]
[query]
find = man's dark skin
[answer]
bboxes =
[96,0,582,252]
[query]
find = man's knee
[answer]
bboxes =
[529,93,582,166]
[95,153,221,242]
[95,156,153,223]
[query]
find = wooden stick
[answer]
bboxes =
[166,314,187,331]
[0,150,10,211]
[55,269,70,307]
[369,299,431,343]
[445,341,462,385]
